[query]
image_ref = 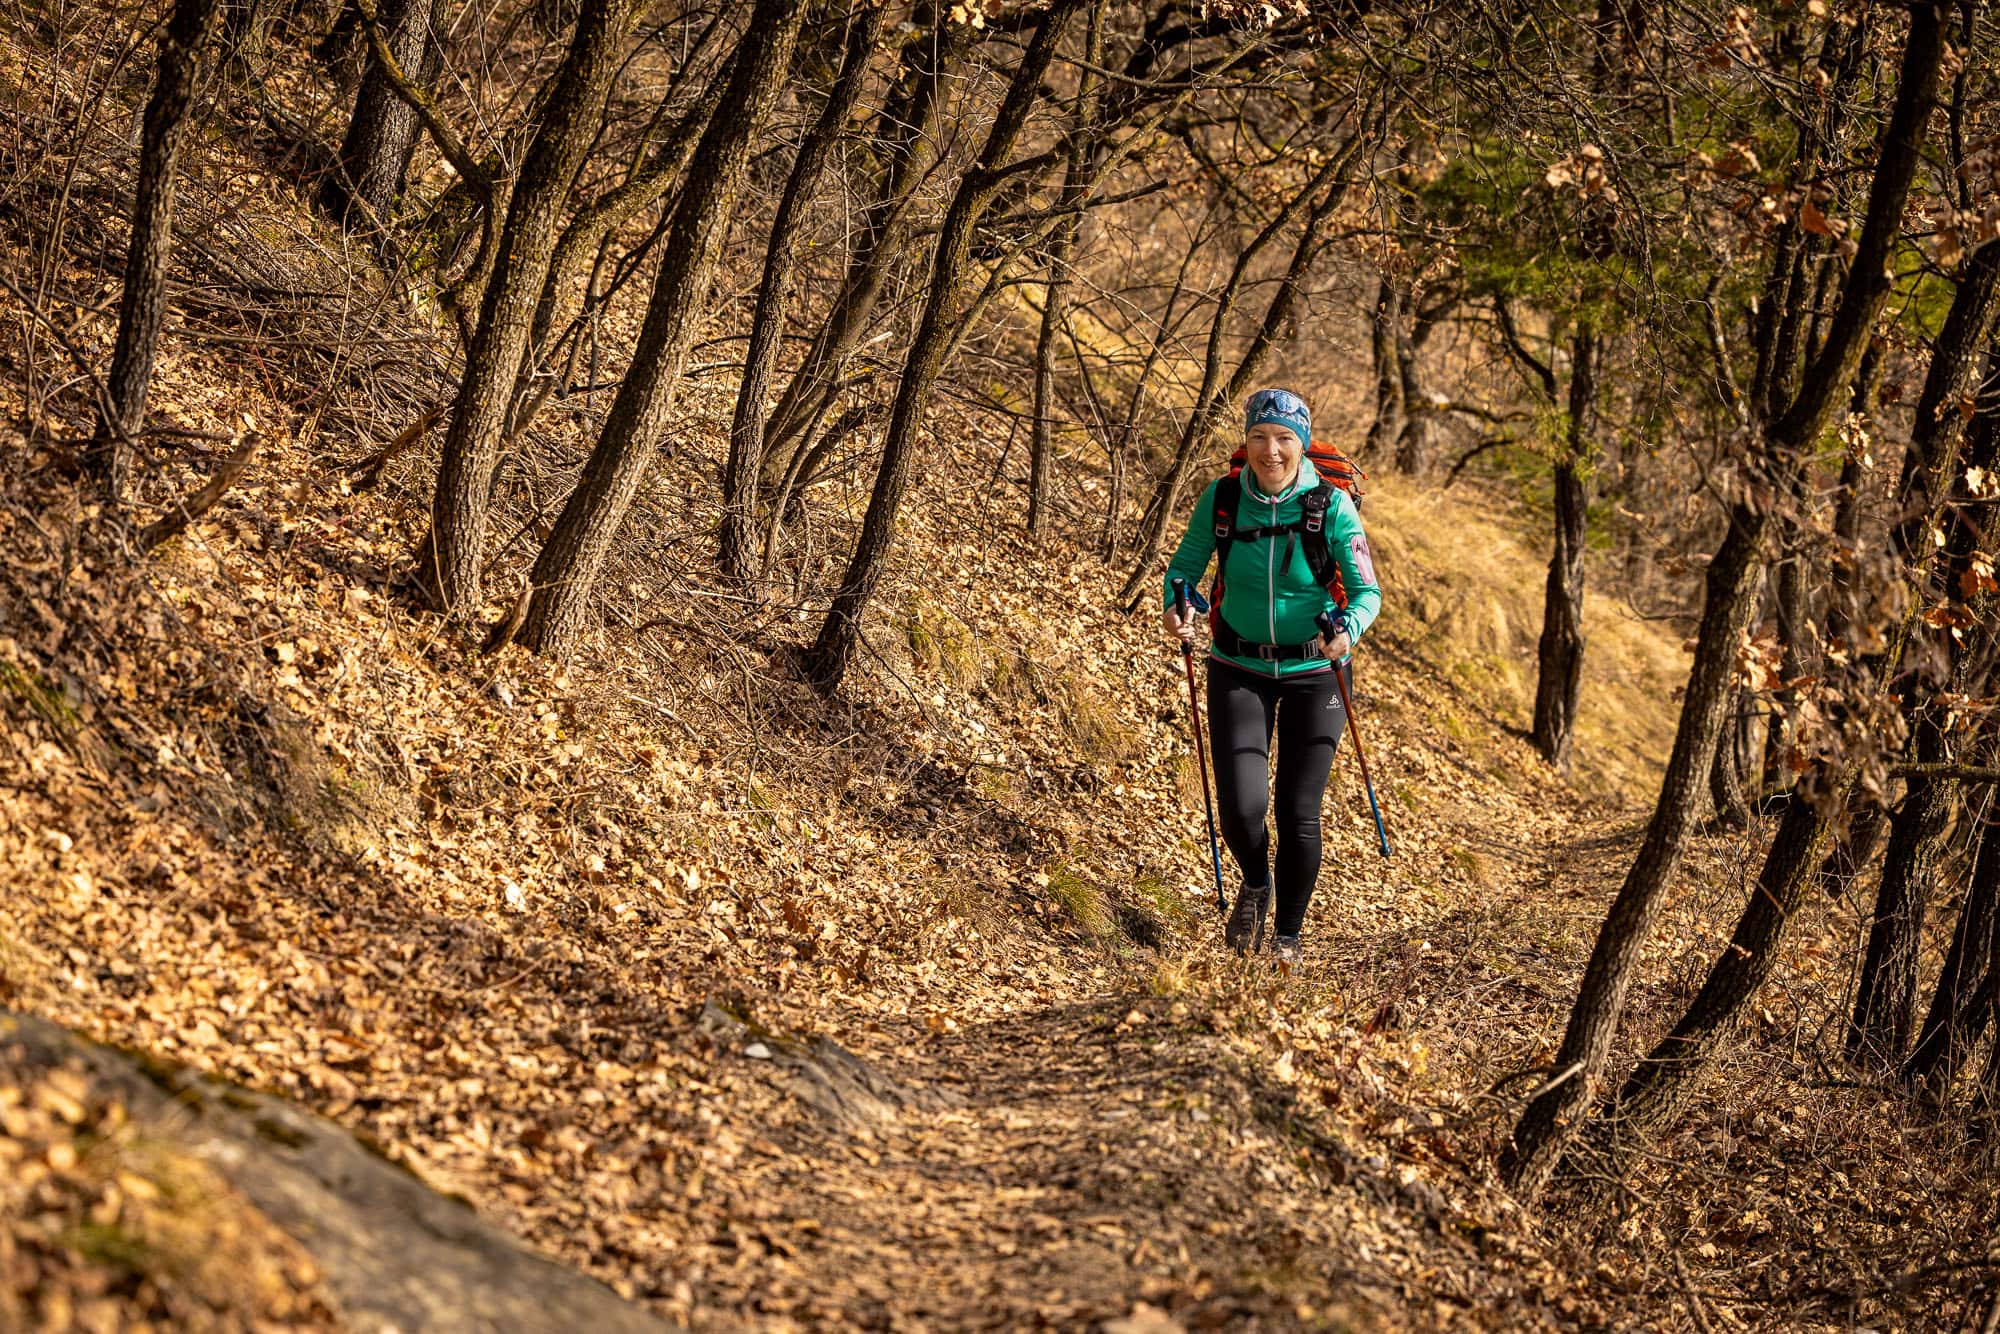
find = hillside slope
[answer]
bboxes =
[6,10,1975,1331]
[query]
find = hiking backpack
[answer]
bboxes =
[1210,439,1368,623]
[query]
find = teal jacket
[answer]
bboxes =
[1162,458,1383,678]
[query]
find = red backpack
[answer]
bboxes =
[1210,439,1368,620]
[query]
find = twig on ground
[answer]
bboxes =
[136,432,259,554]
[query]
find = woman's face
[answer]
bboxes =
[1245,423,1303,492]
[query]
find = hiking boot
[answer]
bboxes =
[1272,934,1302,970]
[1225,881,1270,955]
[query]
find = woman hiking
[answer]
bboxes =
[1160,387,1382,964]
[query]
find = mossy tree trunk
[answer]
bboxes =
[318,0,437,229]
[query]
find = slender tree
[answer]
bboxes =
[1117,123,1376,604]
[413,0,633,614]
[1364,274,1406,460]
[1503,1,1947,1197]
[718,0,884,587]
[512,0,808,656]
[1848,242,2000,1067]
[100,0,225,503]
[1027,0,1107,535]
[754,11,970,497]
[527,11,743,361]
[1532,324,1597,767]
[806,0,1084,692]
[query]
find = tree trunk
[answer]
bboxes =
[1393,312,1434,475]
[1027,234,1078,536]
[528,13,741,359]
[718,0,882,587]
[1365,275,1406,461]
[318,0,437,228]
[1845,244,2000,1066]
[1502,2,1947,1198]
[514,0,807,657]
[1709,684,1758,829]
[755,16,967,496]
[100,0,224,503]
[413,0,630,615]
[805,0,1082,694]
[1584,790,1834,1162]
[1026,3,1104,537]
[1850,724,1960,1066]
[1501,498,1771,1195]
[1532,325,1596,767]
[1759,548,1808,792]
[1904,807,2000,1095]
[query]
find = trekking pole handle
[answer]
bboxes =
[1316,611,1339,651]
[1172,578,1194,654]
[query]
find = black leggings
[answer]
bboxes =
[1206,657,1347,937]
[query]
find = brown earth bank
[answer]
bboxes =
[1,5,1995,1332]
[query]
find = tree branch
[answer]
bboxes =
[1891,762,2000,783]
[1704,274,1749,425]
[1443,435,1516,488]
[137,433,258,554]
[1494,297,1558,400]
[354,0,492,193]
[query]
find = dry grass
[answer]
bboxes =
[1362,477,1682,804]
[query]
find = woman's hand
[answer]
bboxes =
[1319,625,1351,660]
[1163,604,1198,644]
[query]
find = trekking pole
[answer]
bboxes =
[1172,578,1229,915]
[1318,612,1392,858]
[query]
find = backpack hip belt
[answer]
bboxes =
[1212,623,1328,662]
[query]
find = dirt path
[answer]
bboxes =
[691,999,1386,1329]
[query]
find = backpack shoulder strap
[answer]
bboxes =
[1209,472,1241,603]
[1298,484,1347,606]
[1211,473,1241,552]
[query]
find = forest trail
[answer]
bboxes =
[0,396,1697,1327]
[654,791,1662,1331]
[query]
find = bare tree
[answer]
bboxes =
[806,0,1084,692]
[1117,120,1377,605]
[100,0,225,503]
[511,0,808,656]
[1850,244,2000,1067]
[413,0,633,615]
[1534,325,1597,768]
[1027,1,1107,535]
[718,0,884,587]
[1502,1,1948,1198]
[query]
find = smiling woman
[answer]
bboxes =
[1158,388,1383,968]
